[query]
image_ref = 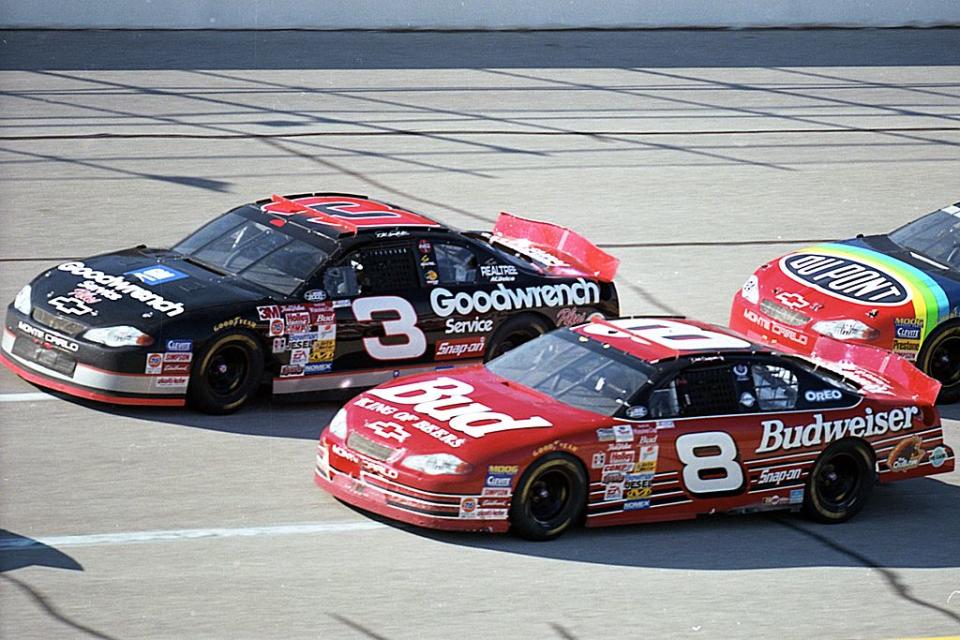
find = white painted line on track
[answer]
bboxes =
[0,521,387,550]
[0,392,57,402]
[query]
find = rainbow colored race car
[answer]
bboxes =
[730,202,960,402]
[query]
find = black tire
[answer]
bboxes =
[916,322,960,404]
[484,314,551,362]
[509,453,587,541]
[802,440,874,524]
[187,332,264,414]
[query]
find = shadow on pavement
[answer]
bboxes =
[26,385,343,440]
[939,402,960,421]
[402,477,960,571]
[0,530,83,573]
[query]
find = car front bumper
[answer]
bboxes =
[314,434,510,534]
[1,309,186,407]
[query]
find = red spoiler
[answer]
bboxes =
[491,212,619,282]
[805,336,941,406]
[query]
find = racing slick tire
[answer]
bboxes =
[188,331,265,414]
[916,321,960,404]
[803,440,874,524]
[484,314,551,362]
[509,453,588,541]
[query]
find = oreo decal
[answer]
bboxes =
[780,252,909,306]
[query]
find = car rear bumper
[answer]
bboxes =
[1,324,186,407]
[875,427,955,481]
[314,437,510,534]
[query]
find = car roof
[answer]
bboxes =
[253,193,447,239]
[571,316,772,364]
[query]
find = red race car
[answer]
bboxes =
[729,202,960,402]
[315,317,954,539]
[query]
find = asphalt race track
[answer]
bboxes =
[1,29,959,640]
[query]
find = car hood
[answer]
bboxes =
[760,239,959,334]
[342,365,611,459]
[27,248,268,329]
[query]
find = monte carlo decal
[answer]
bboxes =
[731,202,960,403]
[315,317,952,539]
[2,192,619,413]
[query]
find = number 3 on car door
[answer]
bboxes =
[352,296,426,361]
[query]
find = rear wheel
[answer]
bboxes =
[509,454,587,541]
[187,332,264,414]
[803,440,874,523]
[917,322,960,403]
[485,315,550,362]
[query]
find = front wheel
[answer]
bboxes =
[916,322,960,403]
[803,440,874,523]
[187,332,264,414]
[509,454,587,541]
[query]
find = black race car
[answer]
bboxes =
[2,193,619,413]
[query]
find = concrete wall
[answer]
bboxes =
[2,0,959,29]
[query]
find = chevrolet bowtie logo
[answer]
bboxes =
[366,420,411,443]
[776,292,810,310]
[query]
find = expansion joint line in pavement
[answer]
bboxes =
[772,517,960,628]
[1,126,959,141]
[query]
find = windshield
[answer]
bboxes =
[174,212,330,295]
[486,331,652,416]
[888,209,960,269]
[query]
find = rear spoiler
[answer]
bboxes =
[803,337,941,406]
[491,212,619,282]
